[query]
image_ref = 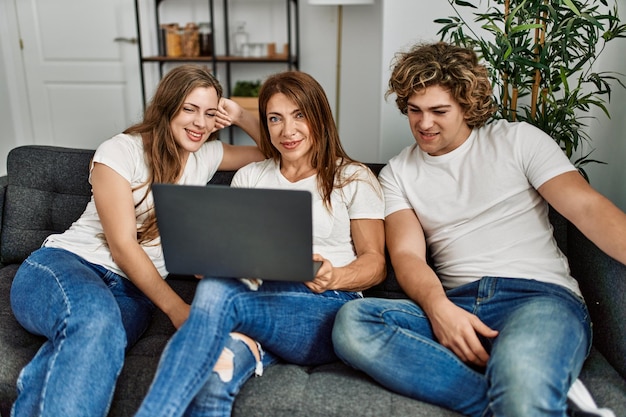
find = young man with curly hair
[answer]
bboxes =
[332,42,626,417]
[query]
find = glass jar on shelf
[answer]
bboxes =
[162,23,183,58]
[231,21,249,56]
[182,23,200,57]
[198,22,213,57]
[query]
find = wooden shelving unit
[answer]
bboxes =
[134,0,299,106]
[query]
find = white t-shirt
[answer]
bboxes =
[44,133,224,278]
[379,119,581,295]
[231,159,384,267]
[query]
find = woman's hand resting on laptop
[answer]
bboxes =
[305,254,335,293]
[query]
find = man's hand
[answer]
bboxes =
[428,300,498,367]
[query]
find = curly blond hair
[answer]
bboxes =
[386,42,496,128]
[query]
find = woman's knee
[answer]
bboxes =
[192,278,240,311]
[213,333,260,383]
[195,333,260,409]
[64,300,127,356]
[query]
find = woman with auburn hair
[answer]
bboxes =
[134,71,386,417]
[10,64,264,417]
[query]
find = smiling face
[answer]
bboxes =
[407,84,472,156]
[170,86,219,159]
[265,92,313,164]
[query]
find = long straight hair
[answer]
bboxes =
[124,65,223,243]
[258,71,356,208]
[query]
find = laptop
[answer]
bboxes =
[152,183,321,282]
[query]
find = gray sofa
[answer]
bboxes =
[1,145,625,417]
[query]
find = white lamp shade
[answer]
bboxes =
[308,0,373,4]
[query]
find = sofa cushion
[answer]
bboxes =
[0,146,94,265]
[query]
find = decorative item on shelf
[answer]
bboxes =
[308,0,374,128]
[198,22,213,56]
[241,43,267,58]
[241,43,251,57]
[232,21,249,56]
[231,80,261,111]
[162,23,183,57]
[267,42,277,57]
[182,23,200,57]
[267,43,289,59]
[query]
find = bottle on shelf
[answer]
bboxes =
[231,21,249,57]
[198,22,213,57]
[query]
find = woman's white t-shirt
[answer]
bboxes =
[43,133,224,278]
[231,159,384,268]
[379,119,581,296]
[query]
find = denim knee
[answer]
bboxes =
[332,298,377,367]
[80,306,127,346]
[184,334,260,417]
[485,290,591,417]
[192,278,240,312]
[12,296,126,417]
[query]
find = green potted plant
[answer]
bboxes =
[231,80,261,111]
[435,0,626,179]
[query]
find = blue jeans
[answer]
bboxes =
[10,247,155,417]
[183,334,278,417]
[134,277,360,417]
[332,277,591,417]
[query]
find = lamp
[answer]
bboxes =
[309,0,374,128]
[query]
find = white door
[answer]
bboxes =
[16,0,143,150]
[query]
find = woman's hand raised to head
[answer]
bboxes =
[213,97,239,131]
[213,97,263,149]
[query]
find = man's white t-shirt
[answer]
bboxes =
[231,159,384,268]
[379,119,581,296]
[44,133,224,278]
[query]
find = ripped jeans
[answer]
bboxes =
[135,277,360,417]
[183,333,278,417]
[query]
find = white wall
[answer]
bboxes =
[583,17,626,211]
[1,0,625,212]
[0,28,16,170]
[375,0,626,211]
[378,0,451,162]
[0,0,33,175]
[321,1,383,163]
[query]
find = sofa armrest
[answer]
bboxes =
[0,146,94,265]
[567,223,626,380]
